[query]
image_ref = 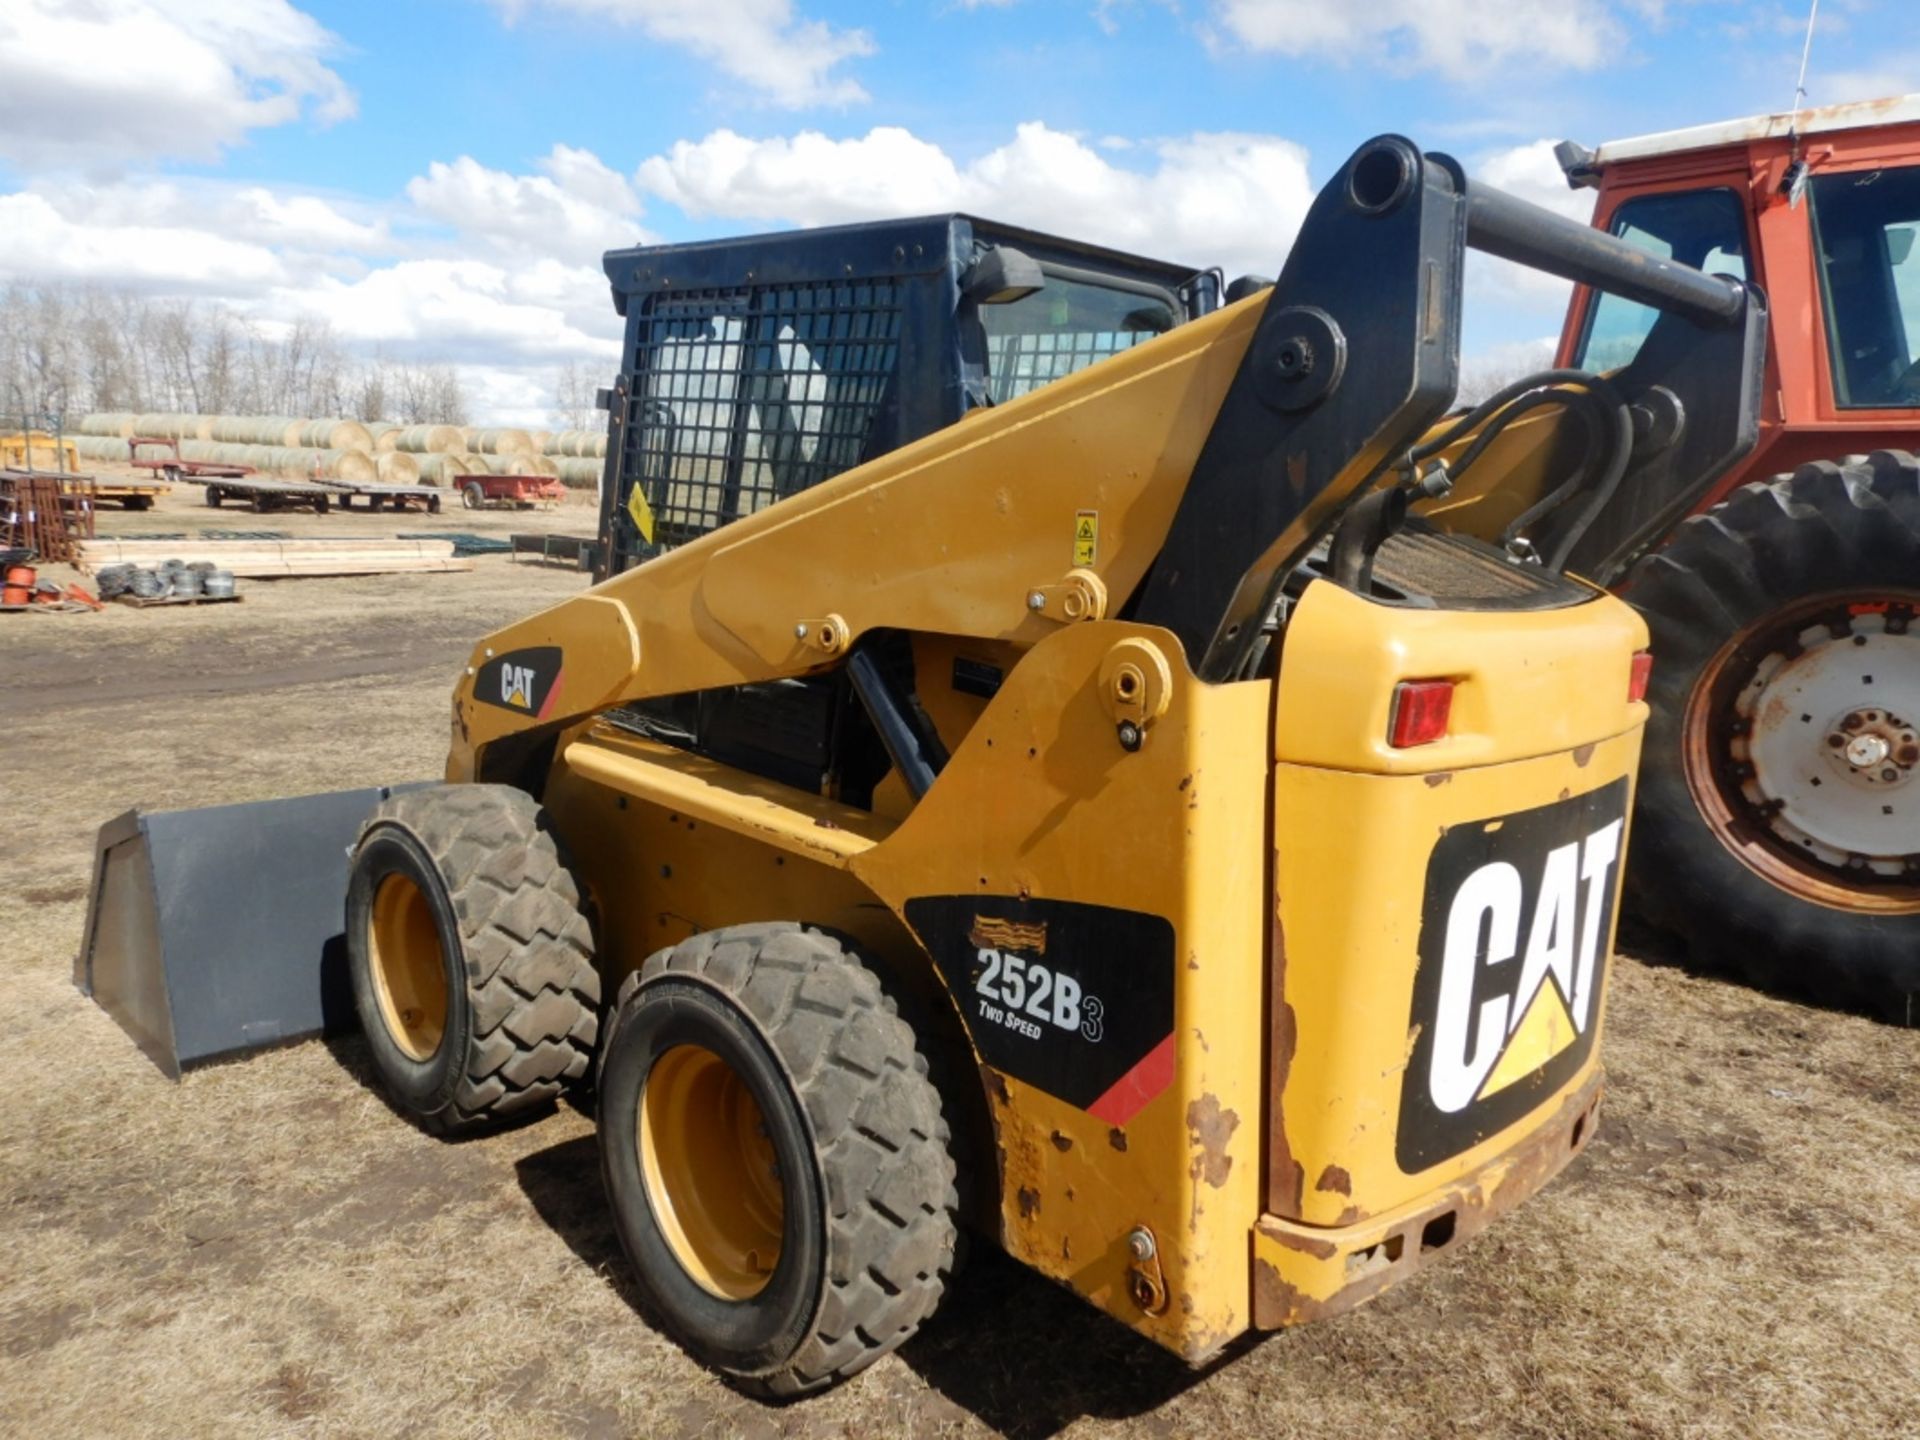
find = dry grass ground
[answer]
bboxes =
[3,485,1918,1439]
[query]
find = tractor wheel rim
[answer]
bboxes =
[639,1043,786,1301]
[1685,592,1920,913]
[368,873,451,1060]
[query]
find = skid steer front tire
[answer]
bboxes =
[597,924,957,1396]
[346,784,600,1132]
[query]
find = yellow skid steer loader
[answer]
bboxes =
[87,135,1766,1395]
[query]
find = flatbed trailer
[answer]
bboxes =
[128,436,257,485]
[316,480,443,514]
[69,476,174,511]
[200,476,339,514]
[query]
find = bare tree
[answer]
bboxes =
[0,282,474,426]
[549,359,599,431]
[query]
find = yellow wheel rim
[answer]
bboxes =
[368,873,449,1061]
[639,1044,786,1300]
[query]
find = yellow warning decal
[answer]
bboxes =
[626,483,656,544]
[1073,510,1098,566]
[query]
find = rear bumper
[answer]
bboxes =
[1251,1067,1604,1329]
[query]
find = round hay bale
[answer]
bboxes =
[467,427,536,456]
[366,421,402,452]
[78,413,139,439]
[556,456,602,489]
[293,418,375,452]
[392,424,464,454]
[375,451,421,484]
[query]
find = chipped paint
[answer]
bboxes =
[1050,1130,1073,1152]
[1017,1186,1041,1220]
[1108,1127,1129,1152]
[1315,1164,1353,1197]
[1186,1093,1240,1190]
[1422,771,1453,788]
[1572,742,1595,767]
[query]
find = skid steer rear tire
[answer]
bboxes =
[346,783,600,1132]
[1624,451,1920,1021]
[597,923,957,1396]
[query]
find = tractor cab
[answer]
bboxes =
[1556,93,1920,487]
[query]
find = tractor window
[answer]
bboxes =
[979,271,1178,403]
[1574,188,1748,373]
[1810,165,1920,408]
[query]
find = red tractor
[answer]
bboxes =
[1552,95,1920,1017]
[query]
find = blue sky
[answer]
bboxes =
[1,0,1911,422]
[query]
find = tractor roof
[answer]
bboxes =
[1591,93,1920,166]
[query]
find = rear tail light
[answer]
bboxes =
[1388,679,1454,748]
[1628,649,1653,704]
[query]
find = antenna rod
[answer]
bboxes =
[1788,0,1820,130]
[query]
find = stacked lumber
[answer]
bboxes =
[80,537,474,579]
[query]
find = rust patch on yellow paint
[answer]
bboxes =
[1422,771,1453,788]
[1315,1164,1352,1197]
[1252,1259,1296,1326]
[1266,916,1305,1215]
[1017,1186,1041,1220]
[1187,1093,1240,1190]
[1108,1127,1129,1152]
[1050,1130,1073,1152]
[983,1067,1010,1105]
[1572,742,1595,767]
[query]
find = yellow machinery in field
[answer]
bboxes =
[341,137,1762,1392]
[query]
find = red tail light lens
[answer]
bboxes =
[1628,649,1653,704]
[1389,679,1454,748]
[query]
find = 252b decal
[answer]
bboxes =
[905,896,1171,1121]
[972,947,1099,1040]
[1397,778,1628,1172]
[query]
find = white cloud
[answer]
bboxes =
[273,259,618,361]
[408,146,649,263]
[0,191,287,290]
[487,0,873,107]
[0,0,354,169]
[1208,0,1627,77]
[1465,139,1597,320]
[639,122,1316,279]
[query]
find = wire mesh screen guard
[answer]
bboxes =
[620,281,905,549]
[983,324,1162,404]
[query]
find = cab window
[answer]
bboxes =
[1810,165,1920,408]
[1574,188,1749,372]
[979,272,1177,403]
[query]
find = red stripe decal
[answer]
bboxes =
[1085,1032,1176,1127]
[536,669,566,720]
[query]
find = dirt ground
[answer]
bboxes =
[2,483,1917,1439]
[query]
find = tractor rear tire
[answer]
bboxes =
[596,923,957,1396]
[1624,450,1920,1021]
[346,784,600,1132]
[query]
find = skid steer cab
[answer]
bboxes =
[340,136,1762,1394]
